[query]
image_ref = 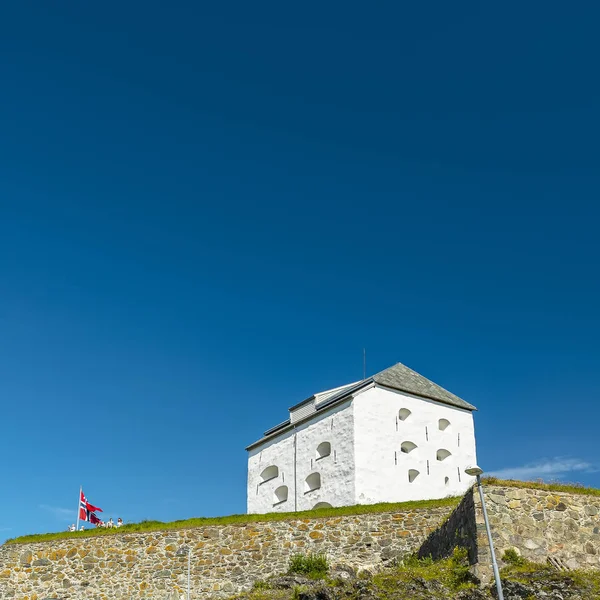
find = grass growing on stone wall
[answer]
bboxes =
[4,496,460,545]
[288,553,329,579]
[376,547,476,592]
[235,549,600,600]
[500,548,600,597]
[239,551,479,600]
[483,477,600,498]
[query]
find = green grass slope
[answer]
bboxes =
[482,477,600,497]
[6,478,600,546]
[240,549,600,600]
[5,496,459,545]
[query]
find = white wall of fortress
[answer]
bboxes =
[247,385,478,514]
[353,386,477,503]
[247,399,356,513]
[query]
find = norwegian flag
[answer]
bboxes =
[89,512,102,525]
[79,490,103,523]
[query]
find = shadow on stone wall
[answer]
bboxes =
[417,488,478,565]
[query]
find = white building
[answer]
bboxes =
[246,362,478,514]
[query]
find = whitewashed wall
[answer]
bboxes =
[248,386,478,513]
[247,427,296,514]
[247,399,355,514]
[353,386,477,504]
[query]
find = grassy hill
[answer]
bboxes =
[5,478,600,545]
[5,496,459,545]
[236,547,600,600]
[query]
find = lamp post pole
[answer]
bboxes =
[465,467,504,600]
[187,547,191,600]
[177,545,191,600]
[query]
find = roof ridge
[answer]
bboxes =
[372,362,476,411]
[247,361,476,450]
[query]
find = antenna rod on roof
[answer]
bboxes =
[363,348,366,380]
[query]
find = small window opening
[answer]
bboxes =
[445,476,450,486]
[425,426,428,441]
[394,451,397,465]
[427,460,430,475]
[400,441,417,454]
[395,416,398,431]
[408,469,420,483]
[457,467,461,482]
[316,442,331,460]
[313,502,332,509]
[305,472,321,493]
[273,486,288,504]
[310,459,313,469]
[334,450,337,463]
[398,408,411,421]
[458,433,460,447]
[260,465,279,483]
[436,449,452,462]
[438,418,450,431]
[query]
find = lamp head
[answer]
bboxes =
[465,465,484,477]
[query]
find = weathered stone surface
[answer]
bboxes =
[418,488,477,565]
[0,503,452,599]
[418,484,600,585]
[472,486,600,583]
[585,542,596,555]
[2,485,599,598]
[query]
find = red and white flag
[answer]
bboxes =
[79,490,103,523]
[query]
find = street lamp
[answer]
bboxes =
[176,545,191,600]
[465,466,504,600]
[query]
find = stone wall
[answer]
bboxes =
[480,484,600,573]
[2,485,599,599]
[417,488,478,565]
[0,504,452,600]
[421,484,600,582]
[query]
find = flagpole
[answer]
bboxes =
[76,485,81,531]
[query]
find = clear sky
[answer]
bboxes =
[1,1,599,543]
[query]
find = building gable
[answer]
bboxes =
[247,362,475,451]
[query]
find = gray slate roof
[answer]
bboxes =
[247,361,476,450]
[373,362,476,411]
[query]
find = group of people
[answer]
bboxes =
[68,517,123,531]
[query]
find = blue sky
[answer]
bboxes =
[1,1,599,543]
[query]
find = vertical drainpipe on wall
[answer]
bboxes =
[293,426,298,511]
